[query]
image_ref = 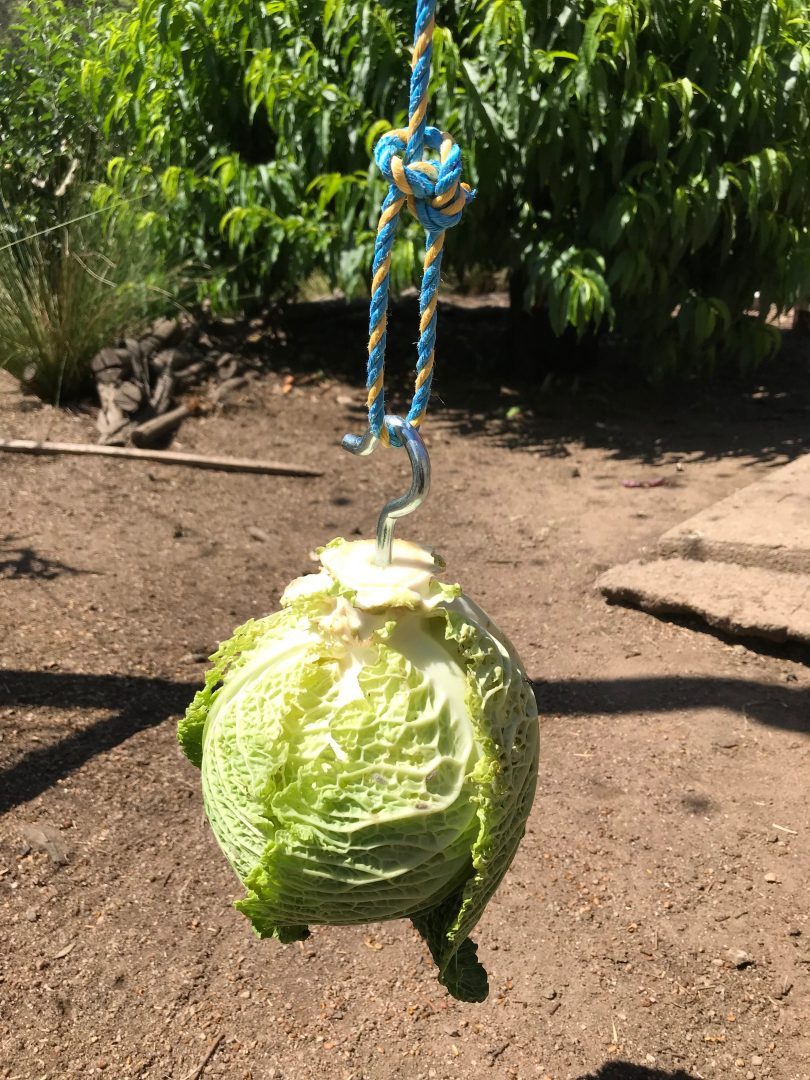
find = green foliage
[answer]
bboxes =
[446,0,810,370]
[80,0,810,370]
[0,192,172,401]
[82,0,420,306]
[0,3,179,401]
[6,0,810,372]
[0,1,108,228]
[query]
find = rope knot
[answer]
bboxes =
[374,125,475,233]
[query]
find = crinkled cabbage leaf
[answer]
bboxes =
[179,538,538,1002]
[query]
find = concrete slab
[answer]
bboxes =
[659,454,810,574]
[599,558,810,645]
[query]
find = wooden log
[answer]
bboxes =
[151,348,178,373]
[96,383,132,446]
[114,381,145,414]
[149,368,175,415]
[131,404,190,447]
[212,375,248,403]
[0,439,323,477]
[174,359,210,387]
[91,346,130,384]
[150,316,183,348]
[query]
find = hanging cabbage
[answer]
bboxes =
[178,538,539,1002]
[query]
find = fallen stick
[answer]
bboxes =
[181,1033,223,1080]
[131,404,190,447]
[0,438,323,477]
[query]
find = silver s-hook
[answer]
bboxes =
[341,416,431,568]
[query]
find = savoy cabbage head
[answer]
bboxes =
[179,538,539,1002]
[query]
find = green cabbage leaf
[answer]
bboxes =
[179,538,538,1001]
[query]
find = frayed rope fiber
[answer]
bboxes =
[365,0,474,446]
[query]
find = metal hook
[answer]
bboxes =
[341,415,431,567]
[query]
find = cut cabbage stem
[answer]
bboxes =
[320,538,439,599]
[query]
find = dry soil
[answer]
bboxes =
[1,308,808,1080]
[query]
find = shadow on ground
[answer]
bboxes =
[578,1064,698,1080]
[534,675,809,735]
[269,296,810,467]
[1,668,806,817]
[0,670,197,815]
[1,537,92,581]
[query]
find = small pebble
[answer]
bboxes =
[751,1055,763,1067]
[788,926,801,937]
[726,948,754,969]
[544,988,557,1000]
[713,735,739,749]
[764,872,779,883]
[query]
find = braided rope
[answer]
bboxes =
[366,0,474,446]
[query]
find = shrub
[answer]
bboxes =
[82,0,415,308]
[0,1,109,228]
[5,0,810,374]
[0,3,179,401]
[446,0,810,371]
[0,191,173,401]
[80,0,810,372]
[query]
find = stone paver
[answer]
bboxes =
[599,455,810,644]
[659,454,810,573]
[599,557,810,645]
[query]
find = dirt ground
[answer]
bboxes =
[1,305,809,1080]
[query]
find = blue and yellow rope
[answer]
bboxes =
[366,0,474,446]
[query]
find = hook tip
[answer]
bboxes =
[341,429,379,457]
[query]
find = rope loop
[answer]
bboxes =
[363,0,474,448]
